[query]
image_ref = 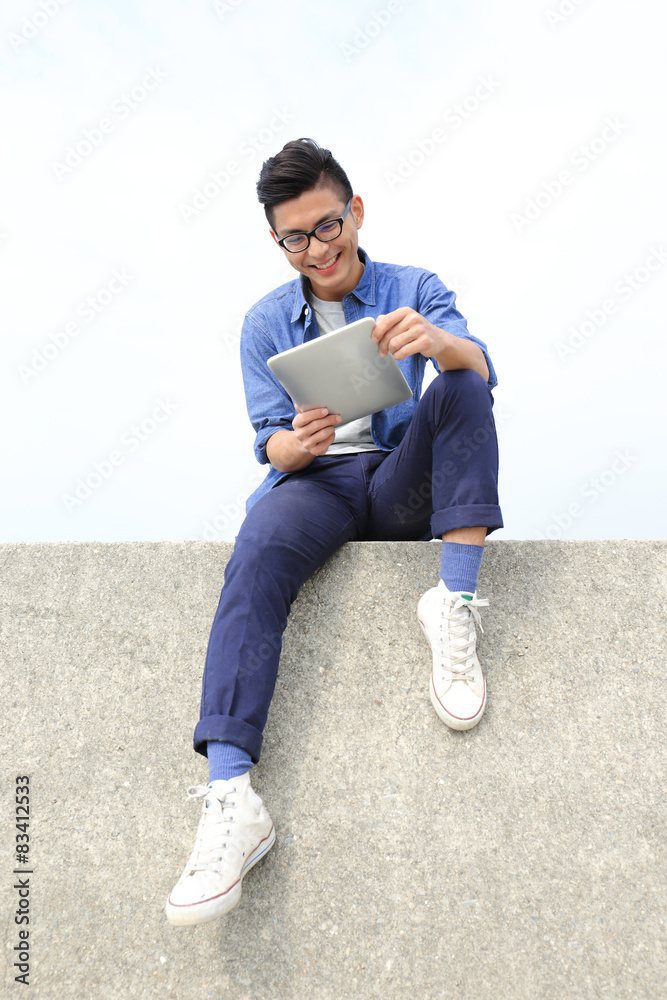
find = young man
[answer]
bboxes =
[165,138,503,926]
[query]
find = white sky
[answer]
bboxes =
[2,0,665,542]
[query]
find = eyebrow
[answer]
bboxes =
[278,208,341,238]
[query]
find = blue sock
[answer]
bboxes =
[207,741,253,783]
[440,542,484,596]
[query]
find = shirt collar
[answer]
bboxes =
[290,247,376,323]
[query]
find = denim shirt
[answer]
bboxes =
[240,248,497,511]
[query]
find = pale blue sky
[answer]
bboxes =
[2,0,665,541]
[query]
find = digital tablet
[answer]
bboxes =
[267,317,413,426]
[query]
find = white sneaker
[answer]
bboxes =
[165,772,275,926]
[417,579,489,731]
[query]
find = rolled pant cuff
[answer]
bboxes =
[193,715,263,764]
[431,504,504,538]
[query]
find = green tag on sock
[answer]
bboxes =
[461,594,472,601]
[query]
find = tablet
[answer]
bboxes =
[267,317,413,426]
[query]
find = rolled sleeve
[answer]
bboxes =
[418,271,498,389]
[240,313,296,464]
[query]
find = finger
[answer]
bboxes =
[390,331,428,359]
[373,307,414,340]
[386,326,419,351]
[375,314,416,354]
[295,407,329,427]
[376,329,403,356]
[294,412,341,437]
[312,427,337,447]
[304,426,337,455]
[372,314,399,342]
[391,341,421,360]
[303,410,341,428]
[305,417,341,437]
[373,323,395,354]
[371,316,385,341]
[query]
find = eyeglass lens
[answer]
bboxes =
[283,220,342,252]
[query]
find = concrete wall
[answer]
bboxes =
[1,540,666,999]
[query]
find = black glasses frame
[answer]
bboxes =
[276,200,352,253]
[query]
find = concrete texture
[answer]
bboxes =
[1,539,666,999]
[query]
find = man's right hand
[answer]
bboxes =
[266,407,341,473]
[292,406,342,456]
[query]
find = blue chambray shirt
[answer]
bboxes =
[241,248,497,511]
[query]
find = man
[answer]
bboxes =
[165,138,503,926]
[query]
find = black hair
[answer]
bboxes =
[256,138,353,229]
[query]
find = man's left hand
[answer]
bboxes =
[371,307,489,381]
[372,307,445,361]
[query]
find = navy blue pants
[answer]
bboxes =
[194,370,503,762]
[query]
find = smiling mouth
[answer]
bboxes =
[311,252,341,271]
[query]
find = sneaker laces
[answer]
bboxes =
[184,784,237,873]
[436,593,489,679]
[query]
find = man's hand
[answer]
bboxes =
[372,307,489,381]
[372,307,446,361]
[293,406,341,456]
[266,406,341,473]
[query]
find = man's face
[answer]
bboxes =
[270,183,365,302]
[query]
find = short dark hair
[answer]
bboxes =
[256,138,353,229]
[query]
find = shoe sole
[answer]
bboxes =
[165,823,276,927]
[418,615,486,732]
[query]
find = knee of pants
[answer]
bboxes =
[427,367,493,407]
[227,500,319,604]
[433,371,496,433]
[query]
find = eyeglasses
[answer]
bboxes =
[276,200,352,253]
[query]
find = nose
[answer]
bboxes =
[308,239,337,262]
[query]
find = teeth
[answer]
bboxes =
[314,254,339,270]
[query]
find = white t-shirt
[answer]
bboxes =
[307,288,382,455]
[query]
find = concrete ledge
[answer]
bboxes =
[1,540,666,999]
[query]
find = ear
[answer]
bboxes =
[270,229,279,245]
[351,194,364,229]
